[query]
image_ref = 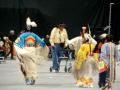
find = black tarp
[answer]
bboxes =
[0,0,119,41]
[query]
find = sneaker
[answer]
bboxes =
[55,70,59,73]
[31,80,35,85]
[25,79,31,85]
[53,69,59,73]
[89,84,94,88]
[52,70,56,73]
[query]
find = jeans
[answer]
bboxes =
[51,43,64,71]
[99,71,107,87]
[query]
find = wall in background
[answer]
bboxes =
[0,0,119,41]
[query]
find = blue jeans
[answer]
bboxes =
[51,44,64,71]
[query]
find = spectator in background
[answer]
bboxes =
[8,30,16,59]
[0,37,4,47]
[44,34,51,58]
[44,34,51,46]
[0,37,5,57]
[3,36,11,58]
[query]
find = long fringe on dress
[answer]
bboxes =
[72,55,98,80]
[14,44,49,79]
[14,45,49,64]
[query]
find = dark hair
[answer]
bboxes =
[83,39,89,43]
[57,23,66,28]
[106,35,113,42]
[81,25,89,33]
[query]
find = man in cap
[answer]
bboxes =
[49,23,68,72]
